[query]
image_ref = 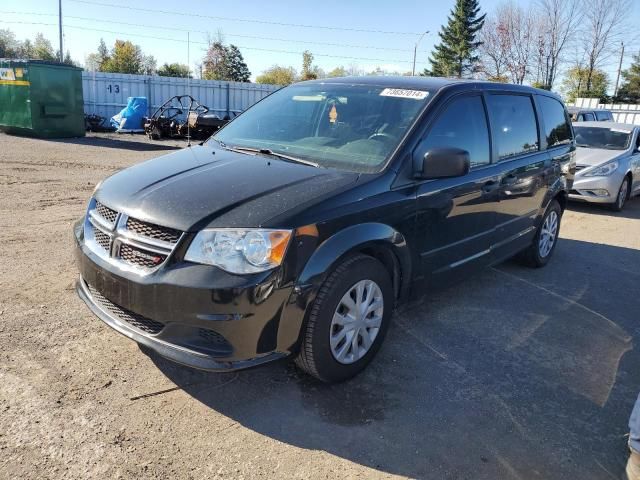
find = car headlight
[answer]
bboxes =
[583,160,619,177]
[185,229,292,274]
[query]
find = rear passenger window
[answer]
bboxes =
[583,113,595,121]
[487,95,539,160]
[538,96,572,148]
[422,95,490,168]
[595,111,612,121]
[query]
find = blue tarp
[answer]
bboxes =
[110,96,147,132]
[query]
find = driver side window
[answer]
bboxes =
[421,95,491,168]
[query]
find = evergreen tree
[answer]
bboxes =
[617,54,640,103]
[226,45,251,82]
[426,0,485,78]
[202,42,250,82]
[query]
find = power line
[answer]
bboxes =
[0,10,431,54]
[0,20,419,65]
[66,0,422,36]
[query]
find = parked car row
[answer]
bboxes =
[73,77,636,384]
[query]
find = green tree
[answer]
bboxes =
[100,40,154,74]
[202,42,250,82]
[300,50,318,80]
[327,66,347,77]
[617,54,640,102]
[561,66,609,103]
[256,65,297,85]
[157,63,192,78]
[17,39,33,59]
[426,0,485,78]
[226,45,251,82]
[0,29,20,57]
[33,33,56,61]
[85,39,110,72]
[61,50,77,66]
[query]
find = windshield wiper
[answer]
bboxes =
[232,146,320,168]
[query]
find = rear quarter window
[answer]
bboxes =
[538,96,573,148]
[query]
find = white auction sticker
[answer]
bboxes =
[0,68,16,81]
[380,88,429,100]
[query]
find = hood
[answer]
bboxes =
[94,145,359,231]
[575,147,625,167]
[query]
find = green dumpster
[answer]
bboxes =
[0,59,85,138]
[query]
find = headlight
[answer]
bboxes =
[583,160,619,177]
[185,229,292,274]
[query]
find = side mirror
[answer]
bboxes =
[414,146,471,179]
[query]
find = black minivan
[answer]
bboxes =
[74,77,575,383]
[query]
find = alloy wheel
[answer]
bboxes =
[329,279,384,364]
[538,210,558,258]
[617,178,629,210]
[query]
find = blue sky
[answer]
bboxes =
[1,0,638,85]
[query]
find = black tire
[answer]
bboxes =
[517,199,562,268]
[295,254,393,383]
[610,176,630,212]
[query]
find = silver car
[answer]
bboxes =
[570,121,640,211]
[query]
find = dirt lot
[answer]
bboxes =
[1,132,639,479]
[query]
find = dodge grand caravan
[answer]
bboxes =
[74,77,575,383]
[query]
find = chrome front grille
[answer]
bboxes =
[84,198,183,274]
[95,201,118,226]
[126,217,181,244]
[119,243,167,269]
[93,228,112,252]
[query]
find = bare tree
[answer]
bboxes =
[478,2,536,85]
[580,0,632,91]
[504,2,536,84]
[534,0,583,89]
[478,14,510,81]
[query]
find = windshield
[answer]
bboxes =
[573,126,631,150]
[210,83,431,173]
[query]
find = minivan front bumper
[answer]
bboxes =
[74,221,297,372]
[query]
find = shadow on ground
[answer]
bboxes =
[49,134,182,152]
[145,238,640,479]
[567,195,640,220]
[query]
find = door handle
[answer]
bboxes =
[482,180,500,194]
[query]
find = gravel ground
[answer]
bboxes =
[1,131,639,479]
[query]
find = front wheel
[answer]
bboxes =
[610,176,630,212]
[517,199,562,268]
[295,254,393,383]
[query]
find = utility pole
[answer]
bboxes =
[412,31,429,76]
[58,0,63,62]
[614,41,625,99]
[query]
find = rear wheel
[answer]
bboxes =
[517,199,562,268]
[610,176,630,212]
[295,254,393,383]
